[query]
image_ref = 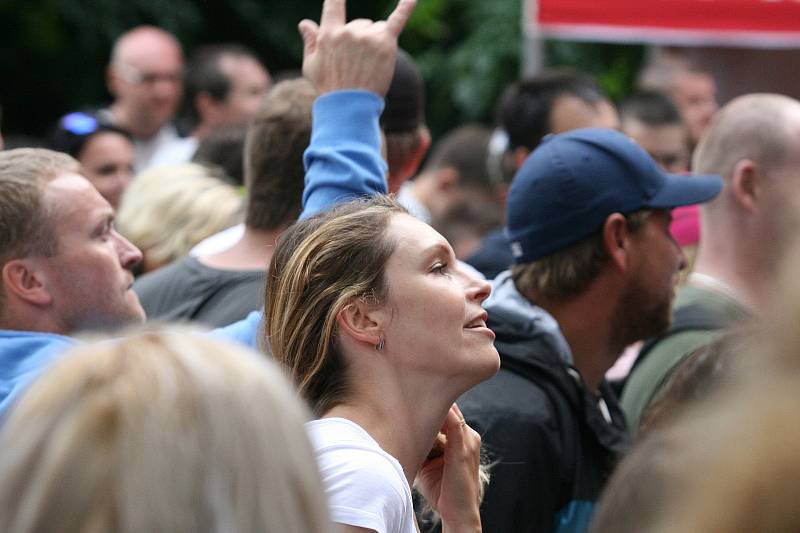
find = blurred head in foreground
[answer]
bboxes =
[0,327,330,533]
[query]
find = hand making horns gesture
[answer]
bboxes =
[298,0,417,96]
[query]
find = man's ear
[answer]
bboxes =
[1,259,53,307]
[106,64,120,98]
[434,167,459,192]
[336,298,385,348]
[512,146,531,171]
[730,159,759,215]
[602,213,631,272]
[195,92,221,124]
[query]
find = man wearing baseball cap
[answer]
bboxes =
[456,127,722,532]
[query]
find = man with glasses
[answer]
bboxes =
[103,25,184,171]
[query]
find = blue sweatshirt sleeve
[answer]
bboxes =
[210,310,261,350]
[300,90,388,220]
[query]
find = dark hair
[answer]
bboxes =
[380,49,425,134]
[497,69,607,151]
[619,90,683,127]
[243,78,315,231]
[265,196,406,415]
[192,124,247,186]
[50,112,133,159]
[424,124,493,192]
[184,44,259,123]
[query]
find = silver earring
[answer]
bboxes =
[375,336,385,351]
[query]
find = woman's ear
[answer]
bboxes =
[336,298,385,348]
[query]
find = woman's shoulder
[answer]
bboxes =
[306,418,415,533]
[307,418,406,485]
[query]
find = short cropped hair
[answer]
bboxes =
[619,90,683,127]
[184,44,258,122]
[693,94,794,180]
[243,78,316,231]
[512,210,651,300]
[497,69,607,152]
[0,149,81,310]
[192,124,247,186]
[423,124,493,192]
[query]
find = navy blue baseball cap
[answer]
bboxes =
[506,128,723,263]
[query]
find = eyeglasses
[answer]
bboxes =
[115,62,182,86]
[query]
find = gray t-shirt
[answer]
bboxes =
[133,256,266,328]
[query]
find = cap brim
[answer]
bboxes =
[648,173,723,209]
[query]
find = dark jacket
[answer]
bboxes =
[465,228,514,280]
[457,272,628,533]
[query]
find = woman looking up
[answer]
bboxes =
[266,196,499,533]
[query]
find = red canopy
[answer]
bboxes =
[531,0,800,48]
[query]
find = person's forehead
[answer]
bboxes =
[388,213,448,256]
[121,36,182,72]
[624,119,686,146]
[43,173,112,224]
[220,55,267,84]
[550,95,619,134]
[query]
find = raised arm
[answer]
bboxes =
[299,0,416,219]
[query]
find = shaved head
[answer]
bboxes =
[694,94,800,180]
[111,26,182,66]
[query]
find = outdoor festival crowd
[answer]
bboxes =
[3,0,800,531]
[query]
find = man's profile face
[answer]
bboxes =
[622,119,690,174]
[614,209,685,347]
[673,73,718,145]
[216,55,271,126]
[36,173,145,332]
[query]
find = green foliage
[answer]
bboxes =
[402,0,522,138]
[0,0,642,142]
[545,40,645,102]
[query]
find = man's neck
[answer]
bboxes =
[692,239,768,312]
[533,285,621,392]
[108,103,161,139]
[199,225,284,271]
[0,310,68,336]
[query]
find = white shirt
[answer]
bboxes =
[306,418,417,533]
[190,223,245,256]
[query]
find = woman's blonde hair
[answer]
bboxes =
[0,327,330,533]
[116,163,243,271]
[265,195,407,415]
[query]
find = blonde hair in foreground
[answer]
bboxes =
[0,327,330,533]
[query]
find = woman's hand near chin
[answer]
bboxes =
[415,404,483,533]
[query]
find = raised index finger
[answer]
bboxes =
[320,0,346,29]
[385,0,416,37]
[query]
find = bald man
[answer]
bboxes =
[622,94,800,435]
[104,25,184,171]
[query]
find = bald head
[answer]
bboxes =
[111,26,182,66]
[693,94,800,286]
[694,94,800,180]
[108,26,184,138]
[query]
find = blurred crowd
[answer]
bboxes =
[3,1,800,531]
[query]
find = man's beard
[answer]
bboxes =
[611,277,673,353]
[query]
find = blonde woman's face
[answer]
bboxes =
[379,214,499,385]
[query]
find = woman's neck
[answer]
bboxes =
[324,384,455,487]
